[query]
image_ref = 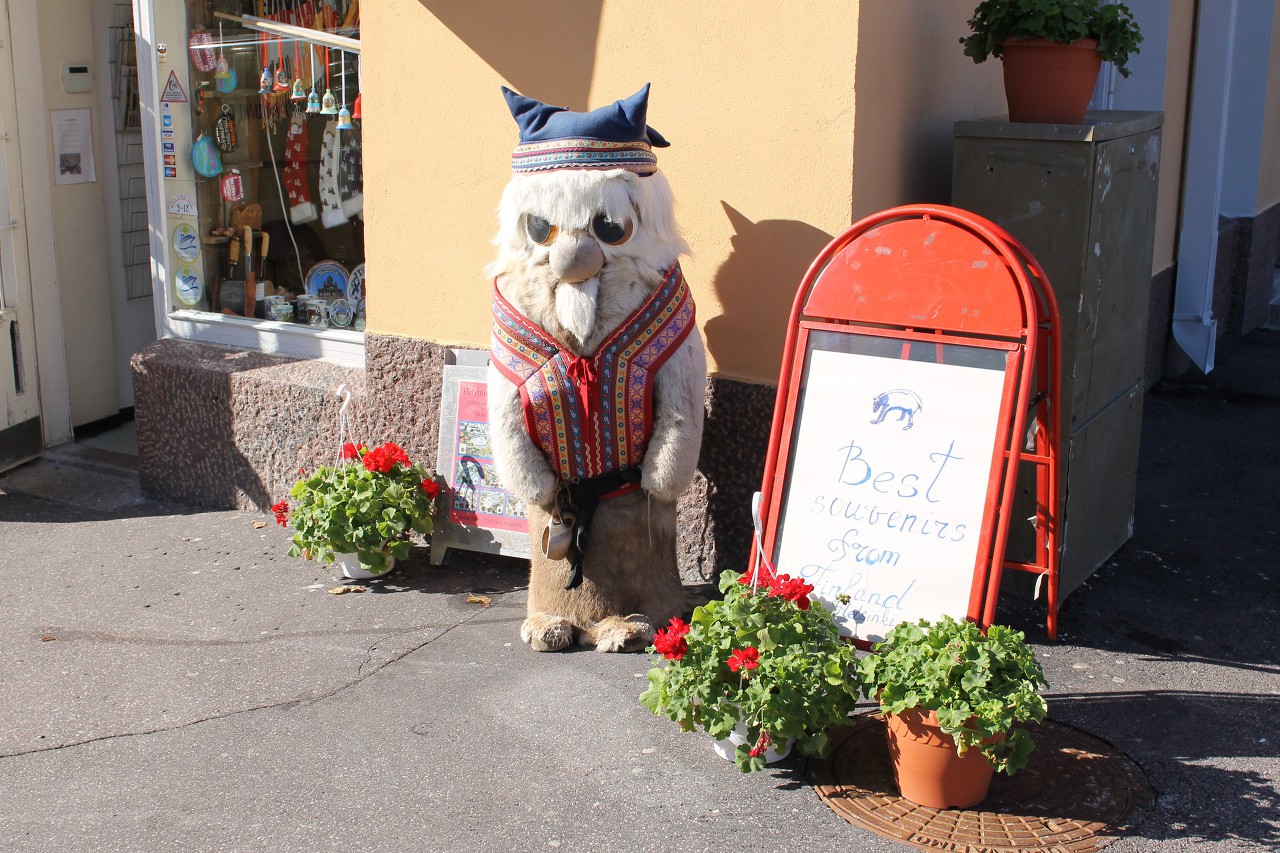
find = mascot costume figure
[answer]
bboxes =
[487,84,707,653]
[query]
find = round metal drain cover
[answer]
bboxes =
[810,713,1153,852]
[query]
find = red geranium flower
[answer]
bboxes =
[652,617,690,661]
[770,574,814,610]
[748,730,773,757]
[420,478,441,499]
[363,441,411,474]
[727,646,760,673]
[738,563,776,589]
[341,442,367,460]
[271,499,290,527]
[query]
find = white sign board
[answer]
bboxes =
[773,348,1007,643]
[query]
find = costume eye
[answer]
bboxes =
[525,215,558,246]
[591,213,633,246]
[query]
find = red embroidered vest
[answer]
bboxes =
[490,264,695,482]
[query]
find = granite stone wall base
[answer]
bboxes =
[676,377,777,582]
[131,335,776,583]
[1160,202,1280,379]
[1225,201,1280,335]
[131,339,365,510]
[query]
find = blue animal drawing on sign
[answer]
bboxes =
[871,388,923,430]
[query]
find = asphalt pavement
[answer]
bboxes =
[0,330,1276,852]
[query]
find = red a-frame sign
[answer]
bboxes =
[752,205,1063,644]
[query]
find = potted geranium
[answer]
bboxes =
[639,565,862,772]
[858,615,1049,809]
[961,0,1143,123]
[273,441,441,579]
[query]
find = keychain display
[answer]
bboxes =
[188,29,217,73]
[216,65,238,94]
[191,133,222,178]
[214,20,233,84]
[220,168,245,203]
[215,105,239,153]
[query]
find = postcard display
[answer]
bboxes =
[161,0,364,329]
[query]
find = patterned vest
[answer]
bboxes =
[490,264,696,482]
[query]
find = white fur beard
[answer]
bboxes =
[555,279,599,343]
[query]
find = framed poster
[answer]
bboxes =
[431,355,531,564]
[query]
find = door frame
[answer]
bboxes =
[2,0,72,454]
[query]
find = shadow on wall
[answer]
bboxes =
[420,0,603,108]
[703,203,835,381]
[681,206,835,579]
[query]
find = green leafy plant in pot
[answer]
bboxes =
[640,565,862,772]
[961,0,1143,123]
[274,441,441,578]
[858,615,1048,809]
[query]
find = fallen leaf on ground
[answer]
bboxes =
[41,636,58,642]
[466,594,492,607]
[327,585,368,595]
[251,521,267,529]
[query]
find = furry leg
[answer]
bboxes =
[582,613,655,653]
[520,613,575,652]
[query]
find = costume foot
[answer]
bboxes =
[588,614,654,653]
[520,613,574,652]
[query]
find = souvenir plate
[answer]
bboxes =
[346,262,365,302]
[304,260,349,300]
[174,265,203,306]
[329,298,354,328]
[171,222,200,263]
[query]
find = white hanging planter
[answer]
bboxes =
[332,550,396,580]
[712,722,794,764]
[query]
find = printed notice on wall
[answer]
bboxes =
[51,109,96,185]
[773,348,1007,643]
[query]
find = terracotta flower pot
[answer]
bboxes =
[884,707,1001,809]
[1000,38,1103,124]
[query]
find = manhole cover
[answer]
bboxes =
[810,713,1153,852]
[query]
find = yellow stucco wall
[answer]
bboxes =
[850,2,1005,220]
[37,0,118,426]
[363,0,863,384]
[361,2,1219,383]
[1151,0,1195,274]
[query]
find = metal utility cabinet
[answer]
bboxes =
[952,111,1162,606]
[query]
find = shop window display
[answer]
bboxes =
[177,0,364,331]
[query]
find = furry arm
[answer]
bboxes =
[487,362,559,509]
[640,330,707,502]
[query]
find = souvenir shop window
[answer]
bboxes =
[175,1,365,333]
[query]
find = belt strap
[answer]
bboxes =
[562,467,642,589]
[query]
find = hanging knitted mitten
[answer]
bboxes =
[283,112,317,224]
[318,120,347,229]
[339,130,364,220]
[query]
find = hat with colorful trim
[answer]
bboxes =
[502,84,669,177]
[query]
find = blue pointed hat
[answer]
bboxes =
[502,84,669,176]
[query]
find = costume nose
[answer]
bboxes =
[550,233,604,284]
